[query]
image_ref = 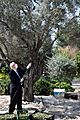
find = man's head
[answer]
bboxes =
[10,62,18,70]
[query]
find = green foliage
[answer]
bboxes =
[0,114,16,120]
[50,79,74,93]
[0,64,10,94]
[0,111,28,120]
[0,63,9,74]
[57,18,80,48]
[53,81,74,92]
[34,77,74,96]
[34,77,51,95]
[16,110,28,120]
[0,73,9,80]
[47,50,77,83]
[75,51,80,76]
[32,112,52,120]
[0,79,10,94]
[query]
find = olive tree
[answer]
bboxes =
[0,0,79,101]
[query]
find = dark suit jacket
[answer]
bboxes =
[9,68,25,93]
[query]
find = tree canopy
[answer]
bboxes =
[0,0,80,101]
[0,0,78,64]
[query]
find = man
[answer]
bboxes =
[9,62,31,114]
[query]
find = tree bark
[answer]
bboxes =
[23,67,34,102]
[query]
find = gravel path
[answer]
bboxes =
[0,95,80,120]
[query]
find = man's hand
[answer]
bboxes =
[20,78,24,83]
[26,63,32,69]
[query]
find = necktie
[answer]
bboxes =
[15,70,21,79]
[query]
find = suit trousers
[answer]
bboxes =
[9,85,22,113]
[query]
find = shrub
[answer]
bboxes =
[0,79,10,95]
[34,77,75,96]
[47,52,77,84]
[34,77,51,95]
[75,51,80,77]
[53,81,75,92]
[0,72,10,95]
[0,64,10,94]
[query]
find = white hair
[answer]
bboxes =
[10,62,18,69]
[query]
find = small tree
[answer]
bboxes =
[47,48,77,83]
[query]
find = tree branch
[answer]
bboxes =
[0,19,11,29]
[43,37,58,55]
[0,19,30,49]
[0,47,6,59]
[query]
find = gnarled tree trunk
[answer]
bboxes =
[23,67,34,102]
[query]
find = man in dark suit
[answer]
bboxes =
[9,62,31,114]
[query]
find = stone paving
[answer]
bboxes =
[0,95,80,120]
[34,96,80,120]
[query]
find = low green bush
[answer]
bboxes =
[34,78,75,96]
[0,72,10,95]
[0,64,10,94]
[53,81,74,92]
[0,114,16,120]
[32,112,53,120]
[0,79,10,94]
[34,77,51,95]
